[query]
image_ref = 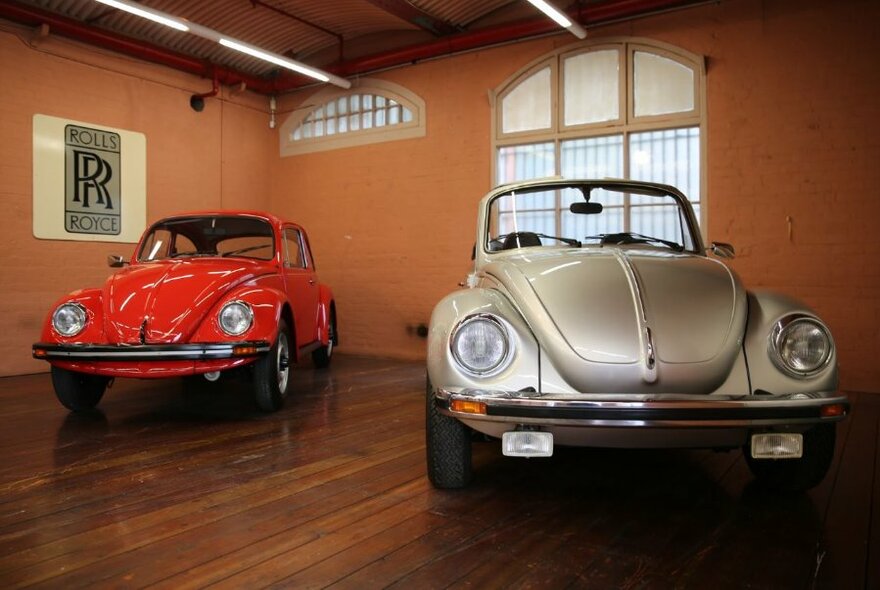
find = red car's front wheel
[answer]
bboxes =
[253,320,291,412]
[51,366,109,412]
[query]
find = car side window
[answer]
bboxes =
[283,228,307,269]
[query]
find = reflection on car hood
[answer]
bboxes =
[102,259,269,344]
[483,247,747,393]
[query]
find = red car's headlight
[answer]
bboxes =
[218,301,253,336]
[52,303,87,337]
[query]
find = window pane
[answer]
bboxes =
[403,107,413,123]
[501,67,552,134]
[633,52,695,117]
[560,135,624,207]
[563,50,620,125]
[629,127,700,204]
[496,142,555,184]
[337,97,347,115]
[562,204,623,241]
[631,204,682,244]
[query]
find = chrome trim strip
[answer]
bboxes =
[612,250,657,383]
[435,387,849,429]
[33,341,271,361]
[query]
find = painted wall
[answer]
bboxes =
[271,0,879,392]
[0,27,274,377]
[1,0,877,392]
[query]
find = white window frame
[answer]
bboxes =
[280,78,426,156]
[491,37,707,235]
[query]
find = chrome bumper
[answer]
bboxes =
[435,388,849,428]
[32,341,271,362]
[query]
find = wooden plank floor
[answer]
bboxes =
[0,355,876,589]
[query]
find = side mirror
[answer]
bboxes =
[709,242,735,259]
[107,254,128,268]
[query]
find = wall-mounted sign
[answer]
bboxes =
[33,114,146,243]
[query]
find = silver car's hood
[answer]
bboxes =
[482,248,747,393]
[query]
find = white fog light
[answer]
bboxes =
[770,315,833,377]
[52,303,87,337]
[218,301,253,336]
[502,431,553,457]
[750,433,803,459]
[450,315,511,376]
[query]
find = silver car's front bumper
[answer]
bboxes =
[434,388,849,448]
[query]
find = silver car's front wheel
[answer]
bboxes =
[253,320,291,412]
[426,374,472,488]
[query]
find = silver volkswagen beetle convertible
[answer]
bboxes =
[427,178,848,490]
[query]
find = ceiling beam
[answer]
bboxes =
[361,0,461,36]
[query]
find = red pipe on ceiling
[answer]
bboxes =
[0,0,706,96]
[0,0,275,94]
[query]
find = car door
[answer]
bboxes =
[281,226,319,353]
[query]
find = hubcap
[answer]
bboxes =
[327,320,335,357]
[276,332,289,393]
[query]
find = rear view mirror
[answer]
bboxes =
[569,202,603,214]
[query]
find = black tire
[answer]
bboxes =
[312,309,336,369]
[744,423,836,491]
[253,320,291,412]
[426,374,472,489]
[51,366,109,412]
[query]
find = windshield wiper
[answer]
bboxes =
[490,232,581,249]
[584,232,684,252]
[169,251,213,258]
[221,244,272,257]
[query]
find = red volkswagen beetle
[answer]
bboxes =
[33,211,337,413]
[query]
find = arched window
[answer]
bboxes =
[281,79,425,156]
[493,39,705,235]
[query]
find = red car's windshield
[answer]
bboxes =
[137,216,275,262]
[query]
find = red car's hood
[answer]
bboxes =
[102,259,271,344]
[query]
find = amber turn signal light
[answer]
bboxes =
[820,403,846,418]
[33,348,47,358]
[232,344,259,356]
[450,399,487,415]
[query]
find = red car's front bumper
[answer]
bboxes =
[32,341,270,378]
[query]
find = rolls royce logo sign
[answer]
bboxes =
[65,125,121,235]
[33,114,145,243]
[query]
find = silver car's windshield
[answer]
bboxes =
[137,216,275,262]
[486,185,698,253]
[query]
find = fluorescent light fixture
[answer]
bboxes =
[94,0,189,32]
[91,0,351,88]
[219,39,329,82]
[525,0,587,39]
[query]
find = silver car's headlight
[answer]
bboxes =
[218,301,253,336]
[52,303,87,337]
[769,314,833,377]
[450,315,512,376]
